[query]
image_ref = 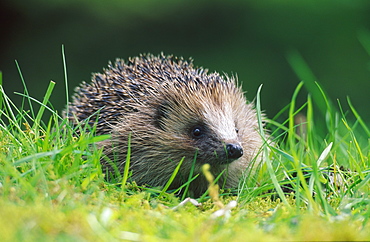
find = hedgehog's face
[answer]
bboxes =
[153,81,256,167]
[186,121,243,165]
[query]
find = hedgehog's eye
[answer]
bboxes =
[235,128,239,134]
[191,126,204,139]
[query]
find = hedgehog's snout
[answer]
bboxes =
[226,143,243,160]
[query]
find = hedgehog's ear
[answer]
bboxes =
[154,101,170,130]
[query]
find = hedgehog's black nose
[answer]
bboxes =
[226,143,243,159]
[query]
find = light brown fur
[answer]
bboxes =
[66,54,263,197]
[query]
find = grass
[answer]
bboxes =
[0,50,369,241]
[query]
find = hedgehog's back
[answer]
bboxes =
[66,54,205,133]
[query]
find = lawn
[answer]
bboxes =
[0,51,369,241]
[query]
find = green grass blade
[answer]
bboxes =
[14,92,61,121]
[121,133,132,190]
[256,84,290,207]
[62,45,69,114]
[13,150,62,166]
[286,81,321,212]
[32,81,56,132]
[159,157,184,197]
[341,119,366,177]
[347,97,370,137]
[358,29,370,56]
[306,94,314,149]
[15,60,35,118]
[0,91,33,142]
[181,151,198,200]
[288,81,304,155]
[286,50,327,114]
[315,82,334,132]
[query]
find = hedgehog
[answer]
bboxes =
[66,53,264,197]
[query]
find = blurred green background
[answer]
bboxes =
[1,0,369,122]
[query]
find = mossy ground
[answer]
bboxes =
[0,187,368,241]
[0,50,369,241]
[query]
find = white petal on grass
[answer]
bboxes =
[172,197,201,210]
[87,213,116,241]
[211,200,237,220]
[119,231,141,241]
[317,142,333,166]
[100,207,113,227]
